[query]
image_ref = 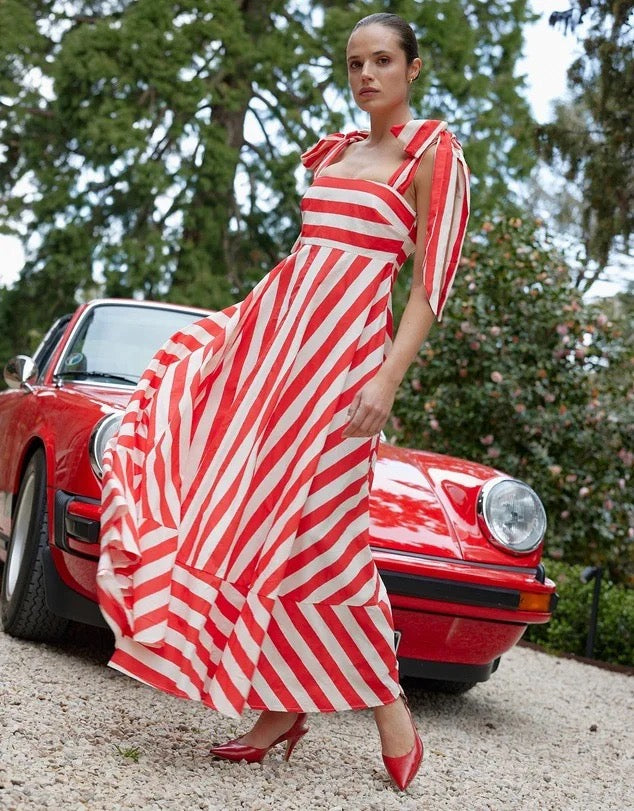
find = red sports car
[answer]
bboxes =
[0,299,556,692]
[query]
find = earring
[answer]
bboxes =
[408,77,413,84]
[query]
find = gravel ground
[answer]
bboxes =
[0,625,632,811]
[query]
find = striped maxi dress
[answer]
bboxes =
[97,118,470,719]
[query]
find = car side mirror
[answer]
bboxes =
[4,355,38,392]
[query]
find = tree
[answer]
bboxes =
[0,0,536,351]
[536,0,634,290]
[391,216,633,582]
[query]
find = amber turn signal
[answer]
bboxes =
[518,592,554,612]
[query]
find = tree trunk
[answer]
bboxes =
[168,102,248,309]
[169,0,275,309]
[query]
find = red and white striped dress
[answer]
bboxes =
[97,118,470,718]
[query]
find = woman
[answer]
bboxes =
[97,12,469,791]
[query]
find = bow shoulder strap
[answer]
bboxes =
[301,130,369,176]
[390,119,471,321]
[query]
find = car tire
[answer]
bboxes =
[0,449,68,641]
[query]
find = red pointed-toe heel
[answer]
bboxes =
[209,713,309,764]
[382,691,424,790]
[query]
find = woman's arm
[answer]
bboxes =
[342,146,437,438]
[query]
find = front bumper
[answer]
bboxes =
[374,546,557,682]
[374,545,558,625]
[380,568,557,615]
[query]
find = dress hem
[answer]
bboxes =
[107,653,402,719]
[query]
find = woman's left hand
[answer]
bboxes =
[342,373,398,438]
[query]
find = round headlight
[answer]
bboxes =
[89,413,122,478]
[477,477,547,554]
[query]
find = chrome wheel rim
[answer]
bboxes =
[5,470,36,601]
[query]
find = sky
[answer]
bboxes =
[3,1,628,298]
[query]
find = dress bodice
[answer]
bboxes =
[297,119,470,322]
[298,174,417,267]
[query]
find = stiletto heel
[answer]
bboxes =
[284,733,303,762]
[382,690,424,791]
[210,713,309,764]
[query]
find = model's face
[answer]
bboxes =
[346,24,418,112]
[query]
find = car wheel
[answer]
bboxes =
[0,449,68,641]
[415,678,478,695]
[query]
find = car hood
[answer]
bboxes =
[370,442,540,566]
[55,383,132,412]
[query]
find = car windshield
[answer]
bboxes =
[57,303,208,384]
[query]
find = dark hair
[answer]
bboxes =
[351,13,419,65]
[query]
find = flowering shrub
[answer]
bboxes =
[392,217,633,583]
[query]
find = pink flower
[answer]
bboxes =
[429,418,440,431]
[469,340,481,351]
[575,346,586,360]
[628,527,634,539]
[603,499,614,510]
[596,313,608,327]
[548,465,562,476]
[560,510,570,519]
[468,282,477,291]
[618,478,626,490]
[489,326,501,337]
[490,371,503,384]
[514,403,526,413]
[579,486,590,498]
[482,221,494,232]
[411,378,422,392]
[390,416,403,431]
[480,434,494,446]
[544,392,556,403]
[486,447,501,459]
[556,324,568,336]
[460,320,475,334]
[565,473,578,483]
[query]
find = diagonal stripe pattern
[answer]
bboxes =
[97,119,470,718]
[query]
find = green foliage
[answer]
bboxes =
[113,743,141,763]
[537,1,634,283]
[392,216,634,583]
[525,559,633,666]
[0,0,536,352]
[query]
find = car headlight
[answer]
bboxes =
[476,477,547,554]
[89,413,123,478]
